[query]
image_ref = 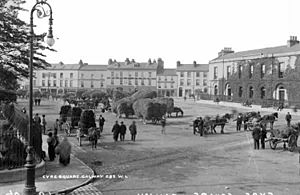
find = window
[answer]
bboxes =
[135,72,138,78]
[214,85,218,95]
[81,81,84,88]
[180,72,184,77]
[53,80,56,87]
[203,72,207,78]
[249,65,254,79]
[101,74,103,78]
[203,79,207,86]
[164,83,167,88]
[70,80,73,87]
[60,73,63,79]
[196,79,200,86]
[158,83,161,88]
[53,73,56,79]
[129,73,132,78]
[91,81,94,88]
[249,86,254,98]
[129,79,132,85]
[159,77,161,81]
[171,76,173,81]
[70,73,73,79]
[261,87,266,99]
[100,82,104,87]
[48,80,51,87]
[238,87,243,97]
[278,63,284,78]
[111,79,114,85]
[204,88,208,93]
[171,83,174,88]
[60,80,63,87]
[111,72,114,77]
[238,65,242,79]
[42,73,46,78]
[213,67,218,79]
[196,72,200,77]
[135,79,138,85]
[164,77,167,81]
[261,64,266,78]
[227,66,231,78]
[81,73,84,78]
[42,80,45,87]
[91,74,94,79]
[141,72,144,78]
[65,80,68,87]
[149,72,152,77]
[141,79,144,85]
[187,72,191,77]
[187,79,191,86]
[148,79,151,86]
[180,79,184,86]
[120,72,123,77]
[120,78,123,85]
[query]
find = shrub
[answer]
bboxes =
[71,107,82,127]
[80,110,96,134]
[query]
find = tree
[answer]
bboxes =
[0,0,55,90]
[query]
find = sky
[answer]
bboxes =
[18,0,300,68]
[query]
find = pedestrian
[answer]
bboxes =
[55,136,72,166]
[198,117,204,136]
[260,123,267,149]
[129,121,137,141]
[53,119,59,135]
[161,116,166,134]
[119,121,127,141]
[112,121,120,142]
[47,132,56,161]
[37,98,41,106]
[252,124,261,150]
[62,121,71,136]
[98,115,105,133]
[236,114,242,131]
[285,112,292,127]
[34,113,41,125]
[34,99,37,106]
[243,115,248,131]
[42,115,47,135]
[193,117,200,135]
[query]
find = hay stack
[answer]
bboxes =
[133,98,167,121]
[154,97,174,113]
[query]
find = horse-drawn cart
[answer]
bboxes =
[265,126,299,152]
[77,127,100,147]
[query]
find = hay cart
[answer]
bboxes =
[265,128,298,152]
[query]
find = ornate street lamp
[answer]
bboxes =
[24,0,54,194]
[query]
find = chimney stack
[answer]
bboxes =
[193,61,197,65]
[287,36,299,47]
[218,47,234,57]
[125,58,130,65]
[177,61,181,66]
[108,59,113,65]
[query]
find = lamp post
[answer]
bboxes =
[24,1,54,194]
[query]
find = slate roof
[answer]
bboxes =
[157,69,177,76]
[176,64,209,72]
[108,62,158,70]
[211,44,300,62]
[79,65,107,71]
[48,64,82,70]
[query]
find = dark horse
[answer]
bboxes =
[167,107,184,117]
[259,112,278,130]
[204,113,233,134]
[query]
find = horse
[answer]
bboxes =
[204,113,233,134]
[259,112,278,130]
[167,107,184,117]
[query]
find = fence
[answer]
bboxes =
[0,131,42,170]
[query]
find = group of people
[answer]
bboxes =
[193,117,204,136]
[34,98,41,106]
[112,121,137,142]
[47,133,72,166]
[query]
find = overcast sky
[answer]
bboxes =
[19,0,300,68]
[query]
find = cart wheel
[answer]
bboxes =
[288,134,297,152]
[269,140,277,150]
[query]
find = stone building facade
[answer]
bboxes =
[208,36,300,106]
[157,69,178,97]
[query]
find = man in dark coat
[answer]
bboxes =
[252,124,261,150]
[236,114,243,131]
[47,132,56,161]
[285,112,292,127]
[98,115,105,133]
[119,121,127,141]
[112,121,120,142]
[198,117,204,136]
[243,115,248,131]
[193,117,200,135]
[260,123,267,149]
[129,121,137,141]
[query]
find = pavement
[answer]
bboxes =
[0,133,101,195]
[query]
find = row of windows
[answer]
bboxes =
[179,79,207,86]
[111,71,153,78]
[111,78,152,86]
[42,73,74,79]
[158,76,174,81]
[81,81,104,88]
[213,63,286,80]
[80,74,104,79]
[158,83,174,89]
[42,80,72,87]
[179,72,208,78]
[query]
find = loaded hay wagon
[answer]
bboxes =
[265,124,300,152]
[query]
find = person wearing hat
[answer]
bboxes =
[129,121,137,141]
[252,123,261,150]
[260,123,267,149]
[112,121,120,142]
